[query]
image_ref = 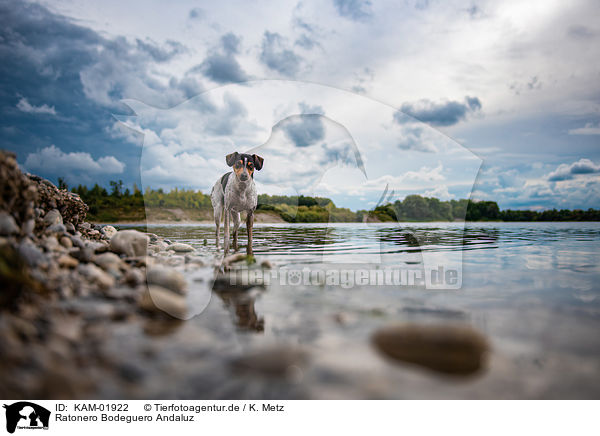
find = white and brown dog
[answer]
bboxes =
[210,152,264,255]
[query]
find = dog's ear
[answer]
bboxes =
[252,154,264,171]
[226,152,239,167]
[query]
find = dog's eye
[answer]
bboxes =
[234,162,242,169]
[247,162,253,169]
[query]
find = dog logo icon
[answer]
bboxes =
[3,402,50,434]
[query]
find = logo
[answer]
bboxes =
[3,402,50,434]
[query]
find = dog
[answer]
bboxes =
[211,152,264,256]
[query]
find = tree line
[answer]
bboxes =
[66,179,600,222]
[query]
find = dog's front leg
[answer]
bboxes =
[223,208,230,255]
[246,210,254,256]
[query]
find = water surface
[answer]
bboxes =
[113,222,600,399]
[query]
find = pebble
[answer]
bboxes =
[371,323,490,375]
[59,236,73,249]
[146,264,188,294]
[0,211,19,235]
[93,252,122,272]
[140,285,188,319]
[101,225,117,239]
[124,268,145,287]
[42,235,60,252]
[168,242,195,253]
[22,219,35,235]
[46,223,66,234]
[58,255,79,268]
[43,209,63,226]
[18,240,45,266]
[110,230,148,257]
[78,263,115,289]
[65,222,75,234]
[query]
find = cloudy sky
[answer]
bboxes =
[1,0,599,210]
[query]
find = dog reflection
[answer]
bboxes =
[217,291,264,332]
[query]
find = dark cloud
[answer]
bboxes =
[192,32,249,84]
[333,0,372,21]
[295,34,318,50]
[188,8,205,20]
[0,0,196,188]
[567,25,594,39]
[396,96,482,127]
[259,31,302,77]
[548,159,600,181]
[277,103,326,148]
[204,93,248,136]
[136,39,186,62]
[396,126,437,153]
[414,0,430,10]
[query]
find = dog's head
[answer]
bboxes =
[226,152,264,182]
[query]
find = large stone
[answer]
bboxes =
[371,323,490,375]
[140,285,187,319]
[0,212,19,235]
[43,209,63,226]
[168,243,195,253]
[110,230,148,257]
[101,225,117,239]
[146,264,188,294]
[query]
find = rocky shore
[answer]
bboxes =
[1,149,492,399]
[0,151,218,397]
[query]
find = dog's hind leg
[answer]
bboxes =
[246,210,254,256]
[231,211,241,251]
[223,208,230,255]
[214,206,223,249]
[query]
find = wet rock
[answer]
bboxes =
[93,252,122,272]
[58,254,79,268]
[43,209,63,226]
[371,323,490,375]
[0,212,19,235]
[78,263,115,289]
[42,236,60,252]
[46,223,66,234]
[140,285,187,319]
[18,240,45,267]
[165,255,185,267]
[124,268,144,287]
[79,222,91,231]
[72,246,95,263]
[22,219,35,235]
[110,230,148,257]
[231,346,308,377]
[59,236,73,249]
[168,242,194,253]
[146,264,187,294]
[57,255,79,269]
[101,225,117,239]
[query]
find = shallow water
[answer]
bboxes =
[113,222,600,399]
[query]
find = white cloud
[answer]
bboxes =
[568,122,600,135]
[24,145,125,175]
[16,97,56,115]
[547,158,600,181]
